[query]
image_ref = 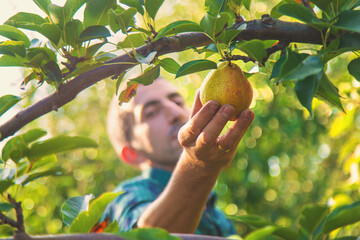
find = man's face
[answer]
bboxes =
[130,79,189,169]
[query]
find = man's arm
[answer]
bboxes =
[137,90,255,233]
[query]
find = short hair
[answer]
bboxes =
[106,94,135,157]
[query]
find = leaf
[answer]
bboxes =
[0,41,26,58]
[0,224,16,237]
[223,29,241,45]
[245,226,280,240]
[278,3,323,25]
[278,51,324,82]
[130,64,160,85]
[314,74,345,112]
[118,81,139,105]
[144,0,165,19]
[48,4,65,28]
[118,228,180,240]
[44,61,62,83]
[0,203,14,212]
[85,42,107,58]
[63,0,88,22]
[136,51,157,65]
[200,12,230,40]
[115,71,126,95]
[243,0,251,10]
[84,0,117,27]
[17,167,64,185]
[33,0,52,16]
[64,20,84,46]
[117,33,146,49]
[299,205,329,235]
[176,60,217,78]
[348,58,360,81]
[294,72,322,116]
[335,10,360,33]
[205,0,228,17]
[0,180,14,194]
[70,192,121,233]
[311,0,331,11]
[28,135,98,161]
[79,25,111,42]
[27,47,57,63]
[0,25,30,47]
[120,0,144,15]
[5,12,47,26]
[159,58,181,74]
[269,53,287,80]
[0,95,21,117]
[323,201,360,233]
[63,61,104,80]
[0,55,25,67]
[237,40,267,63]
[108,7,137,34]
[153,20,203,41]
[61,194,95,226]
[1,129,47,163]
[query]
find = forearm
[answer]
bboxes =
[137,152,222,233]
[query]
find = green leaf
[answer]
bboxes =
[176,60,217,78]
[0,41,26,58]
[28,135,98,161]
[33,0,51,16]
[335,10,360,33]
[348,58,360,81]
[299,205,329,235]
[0,25,30,47]
[153,21,203,41]
[84,0,117,27]
[0,203,14,212]
[339,32,360,51]
[63,0,89,22]
[295,72,322,116]
[61,194,95,226]
[27,47,57,63]
[144,0,165,19]
[79,25,111,42]
[205,0,228,17]
[0,180,14,194]
[245,226,280,240]
[223,29,241,45]
[5,12,47,26]
[159,58,181,74]
[70,192,121,233]
[48,4,65,28]
[0,55,25,67]
[115,71,126,95]
[200,12,230,40]
[17,167,64,185]
[0,224,16,237]
[120,0,144,15]
[1,129,47,163]
[136,51,157,64]
[44,61,62,84]
[277,51,324,82]
[323,201,360,233]
[64,20,84,46]
[243,0,251,10]
[278,3,322,25]
[0,95,21,117]
[237,40,267,63]
[131,64,160,85]
[118,33,146,48]
[311,0,331,11]
[85,42,106,58]
[108,7,137,34]
[118,228,181,240]
[63,61,104,80]
[269,53,287,80]
[314,74,345,113]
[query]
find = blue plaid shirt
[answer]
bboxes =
[101,167,236,236]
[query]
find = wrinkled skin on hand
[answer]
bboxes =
[178,90,255,170]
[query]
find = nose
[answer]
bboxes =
[163,100,188,125]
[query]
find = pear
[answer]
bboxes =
[200,61,253,121]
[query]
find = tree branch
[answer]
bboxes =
[0,18,324,141]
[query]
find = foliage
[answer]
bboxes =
[0,0,360,239]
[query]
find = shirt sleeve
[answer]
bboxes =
[101,180,162,232]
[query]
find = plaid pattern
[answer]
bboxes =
[101,167,236,236]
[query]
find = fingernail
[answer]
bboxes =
[222,105,234,118]
[241,109,253,120]
[209,101,220,112]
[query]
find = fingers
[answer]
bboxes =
[197,104,235,146]
[189,89,202,119]
[178,100,220,146]
[217,109,255,151]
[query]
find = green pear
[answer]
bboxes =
[200,61,253,121]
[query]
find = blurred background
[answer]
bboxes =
[1,0,360,236]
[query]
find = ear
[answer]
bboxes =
[120,145,146,166]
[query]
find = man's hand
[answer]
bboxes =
[178,90,254,170]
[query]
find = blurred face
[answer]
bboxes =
[130,79,189,169]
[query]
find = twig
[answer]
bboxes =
[261,40,290,65]
[7,194,25,233]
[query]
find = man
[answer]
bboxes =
[101,77,254,236]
